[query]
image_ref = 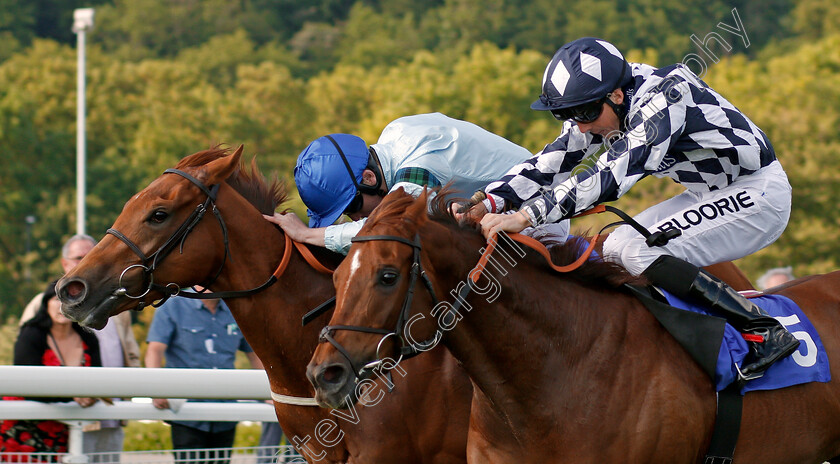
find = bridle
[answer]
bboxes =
[106,167,326,308]
[317,233,440,383]
[106,168,235,308]
[106,167,338,407]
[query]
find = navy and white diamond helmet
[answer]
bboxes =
[531,37,632,111]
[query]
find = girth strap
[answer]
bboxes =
[704,383,743,464]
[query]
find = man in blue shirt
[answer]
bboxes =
[146,291,262,464]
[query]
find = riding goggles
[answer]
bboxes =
[550,96,606,124]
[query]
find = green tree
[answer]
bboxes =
[790,0,840,40]
[217,61,317,174]
[0,40,79,318]
[334,3,424,69]
[704,34,840,279]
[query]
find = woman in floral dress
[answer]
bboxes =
[1,281,101,460]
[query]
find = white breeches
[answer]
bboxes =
[602,161,791,276]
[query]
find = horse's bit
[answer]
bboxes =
[317,233,441,383]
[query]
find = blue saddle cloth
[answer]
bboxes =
[660,290,831,393]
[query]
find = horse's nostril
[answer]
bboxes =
[321,365,347,385]
[62,280,86,301]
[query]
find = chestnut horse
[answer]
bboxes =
[56,147,473,463]
[308,189,840,464]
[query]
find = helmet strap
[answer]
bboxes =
[324,135,383,198]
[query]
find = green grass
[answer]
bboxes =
[123,421,263,451]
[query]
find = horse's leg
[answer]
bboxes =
[591,234,754,291]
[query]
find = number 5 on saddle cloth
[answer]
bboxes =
[593,204,830,392]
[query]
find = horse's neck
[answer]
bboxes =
[429,230,631,424]
[212,201,333,397]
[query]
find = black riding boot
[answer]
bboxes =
[643,255,800,380]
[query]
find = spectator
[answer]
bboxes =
[19,234,141,461]
[757,266,795,291]
[20,234,96,325]
[146,289,262,464]
[1,281,102,459]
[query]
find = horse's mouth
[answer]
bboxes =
[61,294,120,330]
[314,387,358,410]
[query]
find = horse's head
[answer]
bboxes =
[307,188,456,408]
[57,146,245,329]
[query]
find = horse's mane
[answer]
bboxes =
[175,146,289,215]
[365,187,429,236]
[423,187,646,288]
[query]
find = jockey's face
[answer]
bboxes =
[575,88,624,137]
[347,193,384,221]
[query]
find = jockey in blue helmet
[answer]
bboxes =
[471,37,799,381]
[293,133,384,228]
[265,113,533,255]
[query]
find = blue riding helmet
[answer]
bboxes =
[531,37,632,111]
[294,134,369,228]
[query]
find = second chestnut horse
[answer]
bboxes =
[308,189,840,463]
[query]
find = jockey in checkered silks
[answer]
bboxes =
[471,37,799,381]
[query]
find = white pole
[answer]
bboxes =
[63,421,90,464]
[0,366,272,399]
[0,400,278,422]
[73,9,94,236]
[76,28,86,236]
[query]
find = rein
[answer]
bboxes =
[469,202,680,282]
[470,231,600,284]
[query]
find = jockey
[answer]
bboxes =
[264,112,539,255]
[472,37,799,380]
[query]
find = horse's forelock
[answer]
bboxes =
[174,146,289,216]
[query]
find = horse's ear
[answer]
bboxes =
[201,145,243,185]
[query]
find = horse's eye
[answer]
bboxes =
[149,210,169,224]
[379,270,399,287]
